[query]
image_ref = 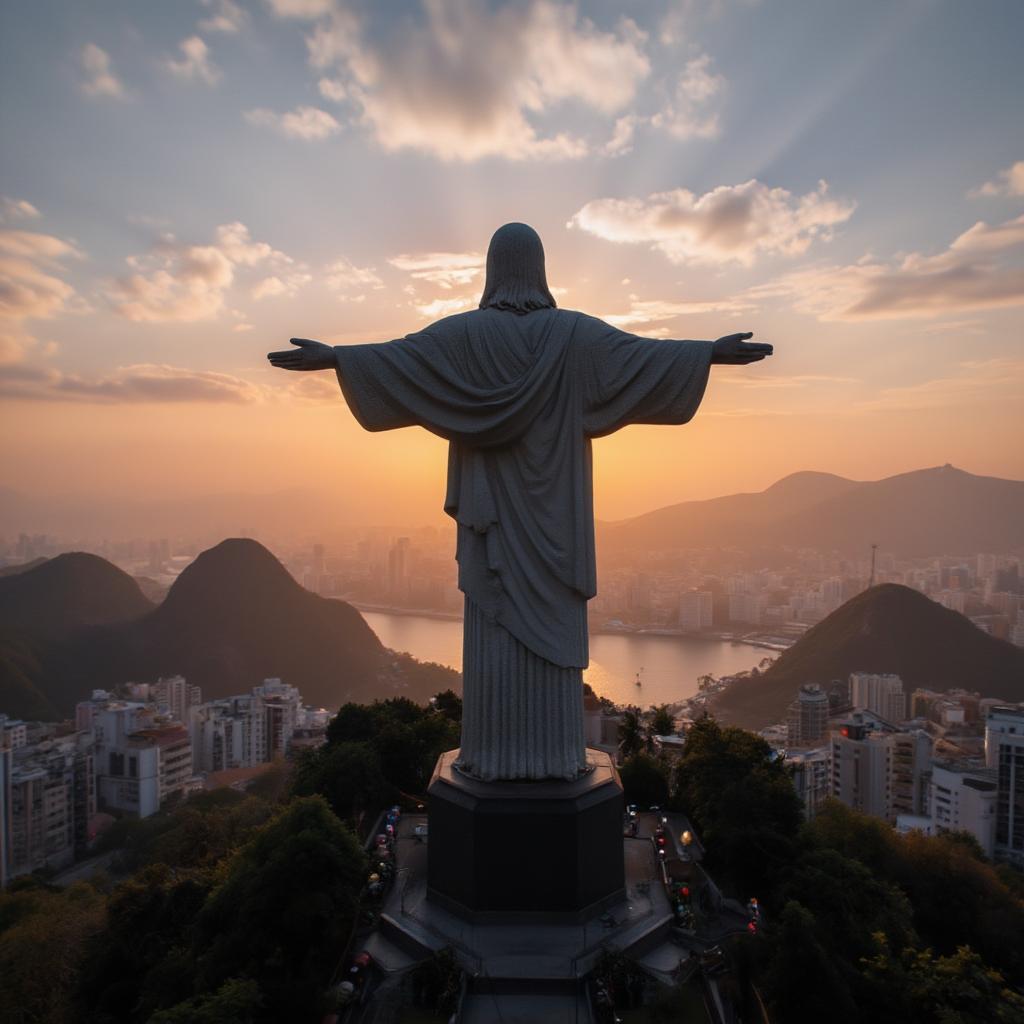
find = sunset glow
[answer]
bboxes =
[2,0,1022,533]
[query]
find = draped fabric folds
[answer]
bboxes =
[334,307,712,780]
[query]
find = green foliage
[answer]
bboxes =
[76,864,214,1022]
[618,708,645,760]
[806,801,1024,983]
[756,901,859,1024]
[193,795,367,1022]
[95,790,274,873]
[670,717,803,893]
[0,880,107,1024]
[619,753,670,808]
[860,935,1024,1023]
[411,947,462,1016]
[318,696,460,804]
[291,740,393,824]
[648,703,675,737]
[148,978,263,1024]
[432,688,463,722]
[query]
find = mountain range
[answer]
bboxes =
[710,583,1024,730]
[598,465,1024,559]
[0,539,457,720]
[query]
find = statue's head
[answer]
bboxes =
[479,222,557,314]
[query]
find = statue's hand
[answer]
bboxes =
[267,338,335,371]
[711,332,773,365]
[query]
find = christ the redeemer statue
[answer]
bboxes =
[269,223,772,783]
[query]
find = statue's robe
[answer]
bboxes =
[334,308,712,780]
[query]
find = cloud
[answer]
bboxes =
[650,55,723,140]
[266,0,336,17]
[948,214,1024,254]
[110,222,301,322]
[301,1,649,161]
[1,198,41,222]
[199,0,247,33]
[603,115,639,156]
[599,296,755,329]
[388,252,483,289]
[970,160,1024,198]
[252,272,312,299]
[413,296,476,319]
[244,105,341,140]
[318,77,347,102]
[570,179,855,265]
[80,43,125,98]
[751,214,1024,321]
[325,257,383,294]
[165,36,221,85]
[215,222,291,266]
[0,230,83,325]
[0,362,262,403]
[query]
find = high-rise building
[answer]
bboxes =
[830,713,931,822]
[254,678,301,759]
[678,590,713,631]
[786,684,830,748]
[189,694,268,773]
[5,731,96,878]
[928,760,997,858]
[985,706,1024,868]
[787,746,831,819]
[152,675,202,725]
[850,672,905,722]
[98,725,195,818]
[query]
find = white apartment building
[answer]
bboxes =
[985,706,1024,868]
[255,678,301,759]
[929,761,997,858]
[830,713,931,822]
[98,724,196,818]
[850,672,906,723]
[189,694,268,774]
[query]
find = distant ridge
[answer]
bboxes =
[0,539,457,719]
[711,583,1024,729]
[0,552,153,637]
[599,465,1024,558]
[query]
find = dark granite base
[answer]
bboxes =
[426,748,625,922]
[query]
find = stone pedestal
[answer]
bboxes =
[426,748,625,922]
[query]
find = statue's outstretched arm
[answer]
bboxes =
[267,337,335,371]
[710,332,773,365]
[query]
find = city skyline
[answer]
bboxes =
[2,0,1023,524]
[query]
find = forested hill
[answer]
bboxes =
[712,583,1024,729]
[0,539,458,719]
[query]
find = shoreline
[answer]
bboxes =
[349,601,789,652]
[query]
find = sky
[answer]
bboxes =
[1,0,1023,533]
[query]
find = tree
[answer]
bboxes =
[291,740,392,825]
[757,901,858,1024]
[148,978,263,1024]
[618,708,645,760]
[193,796,367,1022]
[670,717,802,893]
[619,753,670,808]
[648,704,675,738]
[432,688,463,722]
[860,935,1024,1023]
[0,880,106,1024]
